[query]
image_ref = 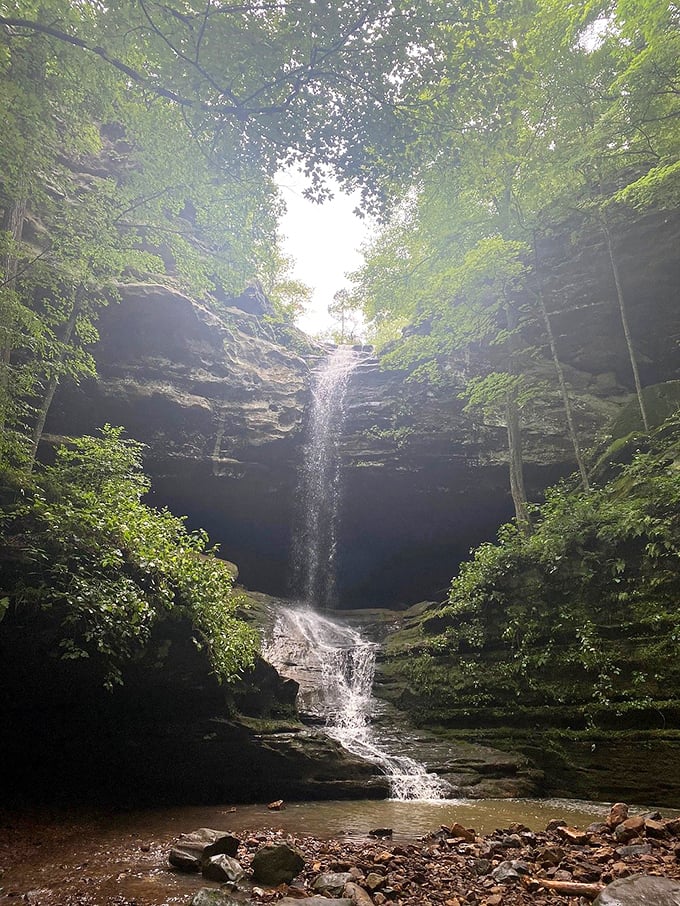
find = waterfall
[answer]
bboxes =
[264,607,448,801]
[291,346,360,607]
[277,345,446,800]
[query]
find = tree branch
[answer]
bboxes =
[137,0,243,109]
[0,246,51,288]
[0,15,225,111]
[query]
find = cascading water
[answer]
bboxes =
[291,345,359,607]
[264,607,447,800]
[274,345,447,800]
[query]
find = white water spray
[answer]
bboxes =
[264,607,448,801]
[291,346,360,607]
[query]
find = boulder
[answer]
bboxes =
[251,842,306,885]
[201,854,245,883]
[313,872,355,895]
[644,818,668,838]
[168,828,239,872]
[365,872,386,891]
[190,889,243,906]
[615,843,652,858]
[490,862,520,883]
[557,826,591,845]
[608,803,629,828]
[614,816,645,843]
[594,873,680,905]
[343,881,375,906]
[447,822,476,843]
[535,845,566,868]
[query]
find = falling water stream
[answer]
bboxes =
[265,607,448,800]
[276,346,447,800]
[291,345,360,605]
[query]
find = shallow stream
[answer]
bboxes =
[0,796,667,905]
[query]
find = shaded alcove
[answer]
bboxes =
[145,449,570,610]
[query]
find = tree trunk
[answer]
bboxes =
[0,194,28,432]
[506,388,531,535]
[27,292,82,470]
[601,214,650,433]
[532,235,590,490]
[504,301,531,535]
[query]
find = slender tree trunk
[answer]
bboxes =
[532,235,590,490]
[504,301,531,535]
[600,214,650,433]
[27,292,82,470]
[0,194,28,432]
[2,196,27,278]
[506,387,531,535]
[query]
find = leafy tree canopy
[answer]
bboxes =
[0,0,457,197]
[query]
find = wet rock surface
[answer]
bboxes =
[594,873,680,904]
[251,842,306,885]
[191,890,244,906]
[264,605,539,799]
[169,828,240,873]
[202,854,246,884]
[0,596,390,808]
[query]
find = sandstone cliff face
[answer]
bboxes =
[47,282,605,605]
[51,281,309,460]
[336,356,622,605]
[47,207,679,606]
[48,283,313,594]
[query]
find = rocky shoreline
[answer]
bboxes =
[3,802,680,905]
[167,803,680,906]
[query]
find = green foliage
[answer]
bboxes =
[614,161,680,210]
[0,425,257,687]
[354,0,679,378]
[397,414,680,727]
[328,288,363,344]
[351,0,678,524]
[0,0,452,202]
[0,0,476,466]
[461,372,536,419]
[0,73,280,466]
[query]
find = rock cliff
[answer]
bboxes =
[0,593,389,806]
[47,203,680,607]
[48,282,312,595]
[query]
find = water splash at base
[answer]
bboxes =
[265,606,448,801]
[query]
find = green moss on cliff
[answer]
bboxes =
[378,410,680,731]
